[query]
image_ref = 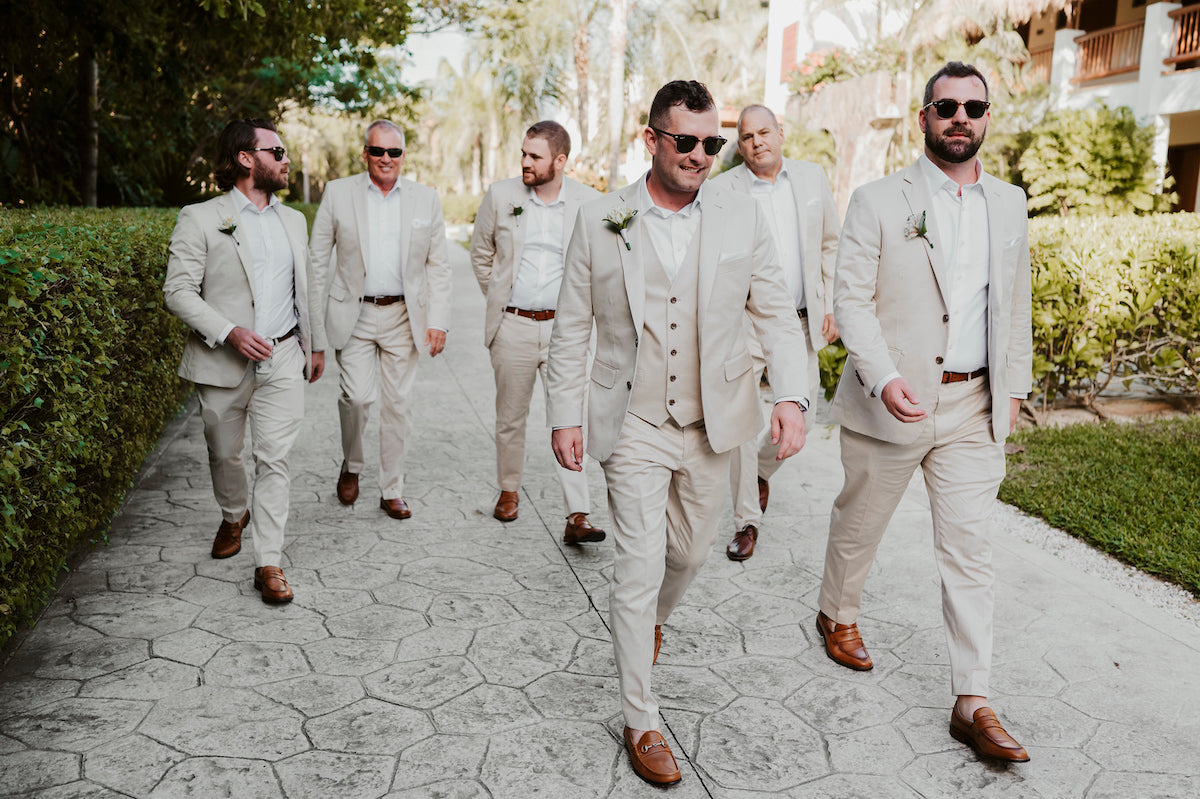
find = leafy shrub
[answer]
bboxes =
[0,208,190,650]
[440,192,483,225]
[788,48,856,97]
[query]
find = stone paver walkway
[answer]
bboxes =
[2,234,1199,798]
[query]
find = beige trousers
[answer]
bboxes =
[819,377,1004,697]
[601,412,731,730]
[336,301,419,500]
[196,336,305,567]
[730,315,821,529]
[489,312,589,513]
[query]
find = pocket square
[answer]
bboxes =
[412,219,432,229]
[718,251,751,264]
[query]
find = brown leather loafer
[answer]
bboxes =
[212,510,249,559]
[653,625,662,665]
[726,524,758,561]
[380,498,412,519]
[253,566,293,603]
[950,706,1030,762]
[493,490,519,522]
[623,727,681,785]
[758,476,769,512]
[563,512,606,544]
[815,611,873,671]
[336,471,359,505]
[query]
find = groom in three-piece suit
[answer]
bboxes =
[547,80,811,785]
[816,62,1033,762]
[164,118,325,604]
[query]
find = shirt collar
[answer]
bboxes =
[637,172,704,218]
[526,184,564,208]
[367,176,401,197]
[231,187,280,214]
[749,161,789,188]
[918,153,984,198]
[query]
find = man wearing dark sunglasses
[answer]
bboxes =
[547,80,810,785]
[164,118,326,604]
[818,62,1033,763]
[309,120,453,520]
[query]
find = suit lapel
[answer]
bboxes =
[353,173,370,277]
[220,193,256,300]
[283,208,307,304]
[559,181,578,255]
[399,178,415,279]
[786,159,816,266]
[982,175,1006,364]
[511,183,528,272]
[614,184,644,335]
[697,188,725,325]
[899,162,950,310]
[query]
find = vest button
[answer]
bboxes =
[936,356,944,364]
[626,381,632,390]
[669,375,676,382]
[943,314,949,323]
[668,399,676,405]
[670,323,677,330]
[670,297,677,304]
[670,349,677,356]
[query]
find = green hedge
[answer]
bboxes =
[0,208,190,651]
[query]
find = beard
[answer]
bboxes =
[522,165,555,187]
[252,159,288,193]
[925,123,984,164]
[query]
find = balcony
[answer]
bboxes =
[1029,45,1053,83]
[1166,5,1200,68]
[1073,20,1144,83]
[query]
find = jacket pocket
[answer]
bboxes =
[591,359,618,389]
[723,350,752,381]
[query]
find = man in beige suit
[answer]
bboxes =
[548,81,811,785]
[817,62,1033,762]
[713,105,840,561]
[309,120,453,519]
[470,121,605,543]
[164,118,325,603]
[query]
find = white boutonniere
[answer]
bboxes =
[904,211,934,249]
[218,217,239,243]
[603,207,638,251]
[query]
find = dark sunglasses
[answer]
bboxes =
[650,126,727,156]
[366,146,404,158]
[923,99,990,120]
[245,147,287,161]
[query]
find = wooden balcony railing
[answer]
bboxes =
[1166,5,1200,66]
[1029,46,1053,83]
[1073,21,1144,83]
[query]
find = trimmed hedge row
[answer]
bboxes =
[0,208,190,651]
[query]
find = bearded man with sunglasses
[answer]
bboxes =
[309,120,452,520]
[817,62,1033,762]
[164,118,325,603]
[547,80,810,785]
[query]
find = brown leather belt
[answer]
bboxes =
[941,367,987,384]
[506,306,555,321]
[270,328,297,345]
[364,295,404,306]
[797,307,808,319]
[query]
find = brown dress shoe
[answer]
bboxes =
[253,566,293,603]
[380,498,412,519]
[336,471,359,505]
[758,475,769,512]
[726,524,758,561]
[563,512,606,544]
[653,625,662,665]
[623,727,681,785]
[950,706,1030,762]
[493,490,519,522]
[212,510,249,559]
[815,611,873,671]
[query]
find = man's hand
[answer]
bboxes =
[227,326,272,362]
[821,313,839,343]
[308,351,325,383]
[552,427,585,472]
[1009,396,1021,433]
[426,329,446,357]
[769,401,807,460]
[880,378,928,423]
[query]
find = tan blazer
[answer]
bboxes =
[310,173,453,351]
[470,176,601,348]
[711,159,840,351]
[831,160,1033,444]
[164,192,323,389]
[546,180,811,461]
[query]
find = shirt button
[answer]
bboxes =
[936,356,944,364]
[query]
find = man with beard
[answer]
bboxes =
[310,120,452,520]
[470,121,605,541]
[816,62,1033,762]
[165,118,325,603]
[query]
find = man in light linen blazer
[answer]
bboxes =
[164,118,325,604]
[712,104,841,561]
[470,120,604,542]
[309,120,452,520]
[816,62,1034,763]
[547,81,810,786]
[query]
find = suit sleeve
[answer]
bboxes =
[834,187,895,397]
[307,185,337,325]
[469,186,498,295]
[1007,195,1034,396]
[424,191,454,332]
[816,167,841,317]
[163,204,234,348]
[547,209,594,429]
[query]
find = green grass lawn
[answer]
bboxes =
[1000,416,1200,597]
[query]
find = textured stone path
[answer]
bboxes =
[2,233,1199,798]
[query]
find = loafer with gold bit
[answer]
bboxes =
[950,706,1030,762]
[623,727,681,785]
[212,510,249,559]
[253,566,293,604]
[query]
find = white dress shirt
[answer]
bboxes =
[222,189,296,343]
[637,175,702,283]
[364,179,405,297]
[509,186,566,311]
[748,166,806,311]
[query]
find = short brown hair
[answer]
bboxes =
[923,62,989,106]
[526,120,571,158]
[214,118,277,190]
[648,81,714,130]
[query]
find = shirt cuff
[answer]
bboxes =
[1009,393,1029,400]
[774,396,809,412]
[872,372,901,399]
[217,323,236,346]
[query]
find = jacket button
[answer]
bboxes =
[669,375,676,382]
[943,314,949,323]
[626,381,632,390]
[936,356,944,364]
[668,399,675,406]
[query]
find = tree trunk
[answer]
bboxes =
[574,24,590,150]
[471,131,483,195]
[1,67,40,197]
[606,0,627,188]
[78,47,98,207]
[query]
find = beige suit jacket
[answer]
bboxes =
[711,159,840,350]
[310,172,453,351]
[830,160,1033,444]
[547,180,811,461]
[164,192,323,389]
[470,176,601,348]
